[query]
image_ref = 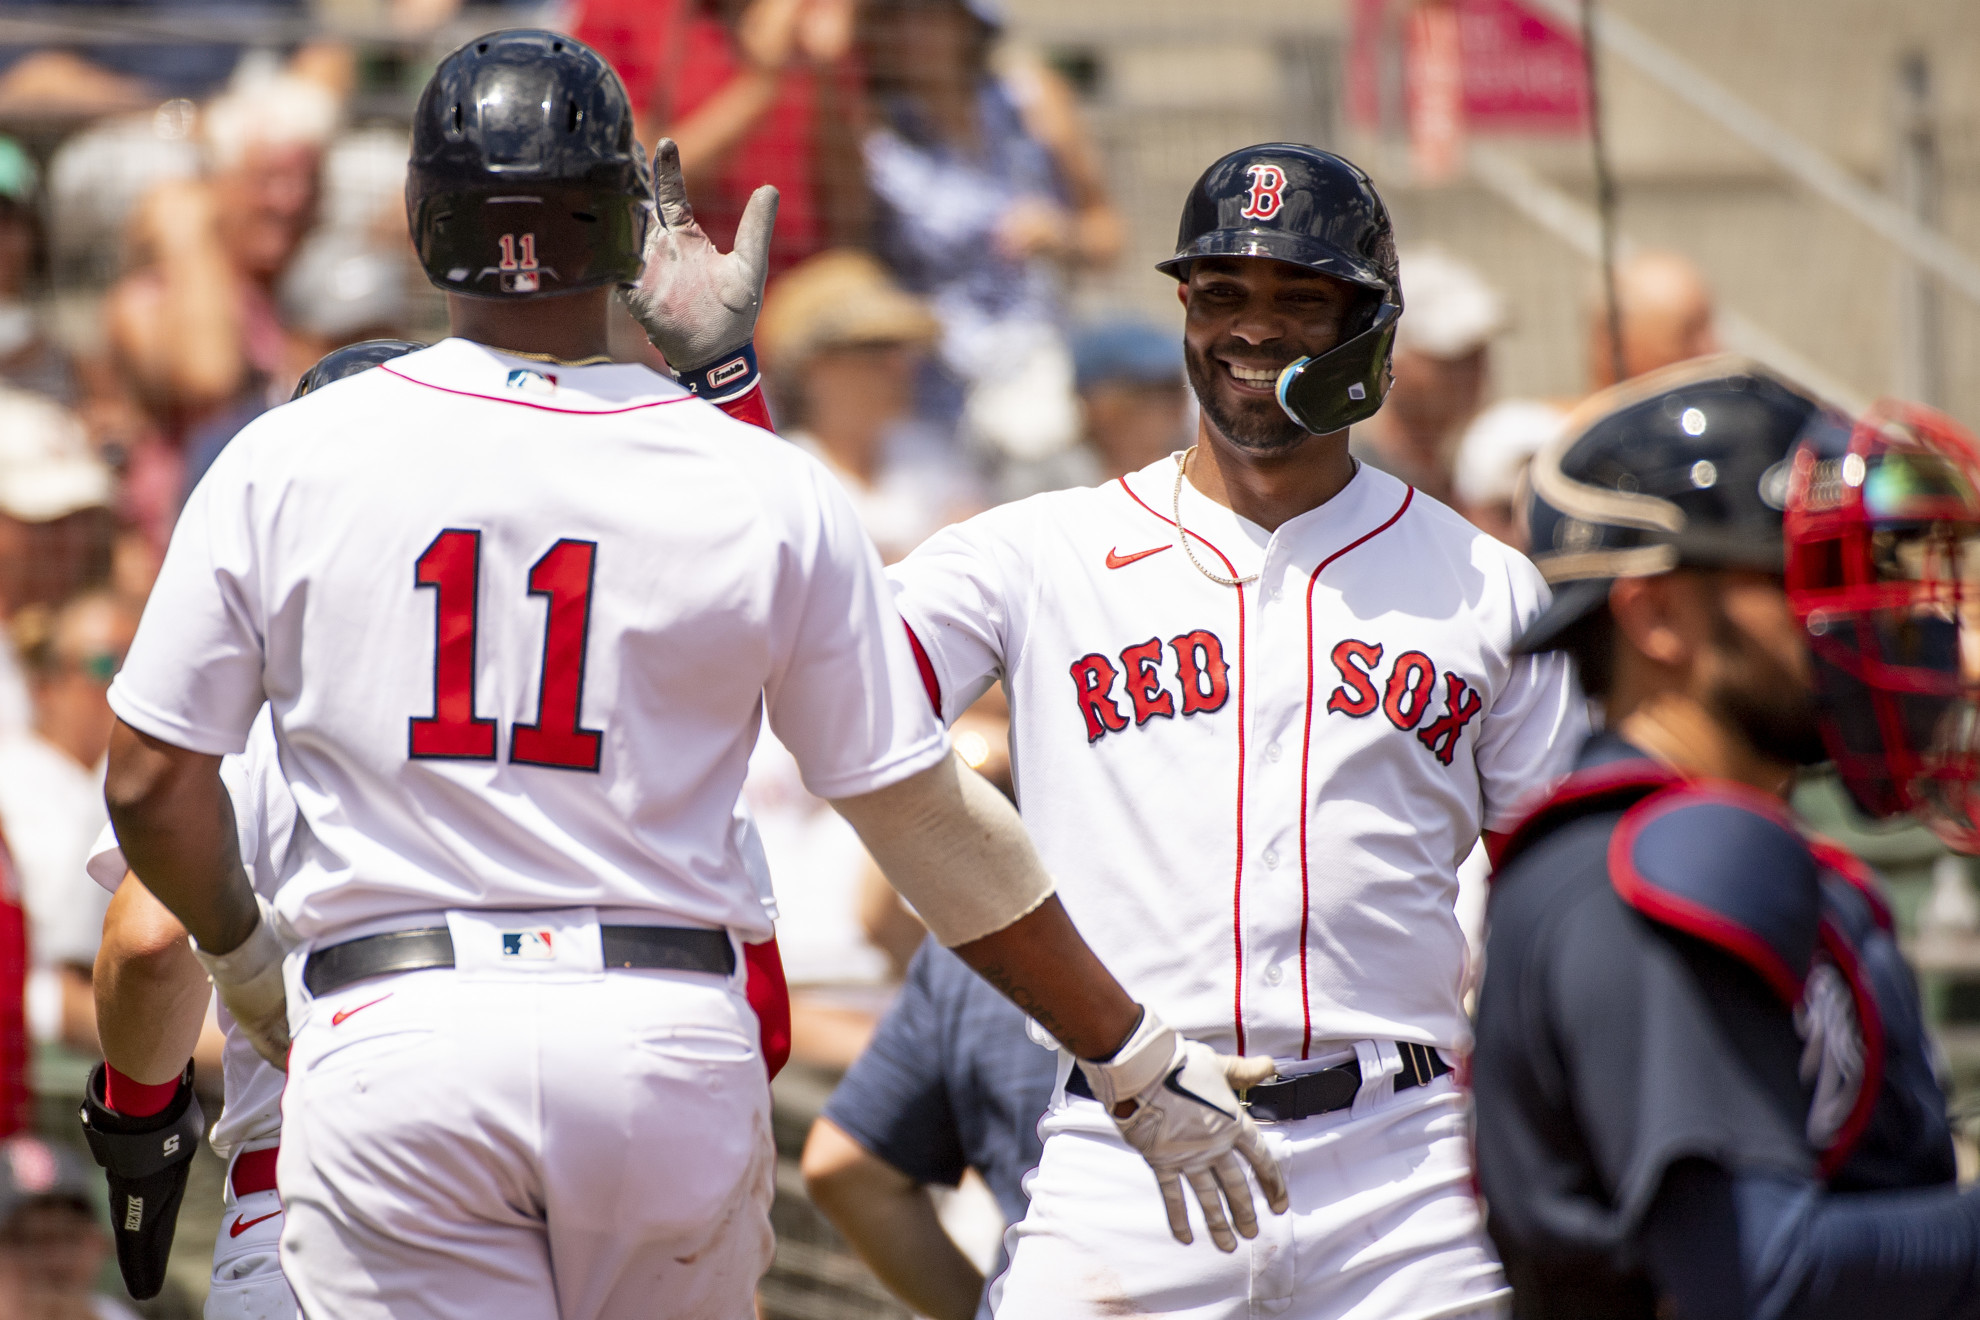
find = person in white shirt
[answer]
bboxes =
[889,144,1584,1319]
[95,32,1282,1320]
[0,588,136,1053]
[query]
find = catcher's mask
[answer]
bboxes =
[1786,401,1980,848]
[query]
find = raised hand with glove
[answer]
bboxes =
[1077,1007,1289,1251]
[623,137,778,415]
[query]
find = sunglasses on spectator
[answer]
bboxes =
[58,649,123,684]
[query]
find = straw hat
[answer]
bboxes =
[757,250,941,370]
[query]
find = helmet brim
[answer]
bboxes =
[1158,227,1392,292]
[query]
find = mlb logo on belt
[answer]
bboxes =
[501,930,556,960]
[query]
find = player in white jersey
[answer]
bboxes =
[888,144,1587,1318]
[96,33,1285,1320]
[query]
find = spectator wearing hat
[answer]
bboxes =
[0,588,140,1059]
[1452,398,1566,553]
[0,1135,139,1319]
[758,248,982,564]
[1071,318,1189,480]
[0,387,116,740]
[1352,245,1505,508]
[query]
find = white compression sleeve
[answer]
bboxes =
[828,752,1054,948]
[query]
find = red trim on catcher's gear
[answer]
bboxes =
[1814,917,1885,1179]
[231,1147,280,1198]
[903,621,941,715]
[1298,486,1414,1057]
[1487,759,1684,871]
[1807,837,1897,933]
[1117,472,1252,1055]
[103,1065,180,1119]
[714,380,775,433]
[744,936,791,1082]
[1608,784,1810,1007]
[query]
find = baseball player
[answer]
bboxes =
[887,142,1587,1318]
[1474,365,1980,1317]
[76,342,419,1318]
[98,32,1282,1320]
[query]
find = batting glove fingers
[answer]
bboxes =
[1079,1010,1289,1251]
[625,138,779,376]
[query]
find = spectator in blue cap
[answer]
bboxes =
[1071,318,1189,481]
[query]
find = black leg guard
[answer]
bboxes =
[78,1063,204,1300]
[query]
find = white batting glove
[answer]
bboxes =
[624,138,779,386]
[191,894,289,1070]
[1077,1008,1289,1251]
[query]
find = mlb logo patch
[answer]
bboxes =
[505,368,558,396]
[501,929,556,960]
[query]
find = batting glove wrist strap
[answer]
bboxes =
[672,341,759,404]
[1075,1005,1173,1109]
[79,1062,203,1300]
[192,895,291,1069]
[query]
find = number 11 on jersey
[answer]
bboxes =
[410,529,604,771]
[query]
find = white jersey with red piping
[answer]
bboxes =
[888,453,1586,1061]
[107,339,946,946]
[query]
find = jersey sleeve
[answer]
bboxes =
[1475,559,1589,830]
[820,941,968,1187]
[107,436,268,756]
[885,511,1026,726]
[761,459,948,800]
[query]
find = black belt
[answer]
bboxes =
[303,924,735,997]
[1066,1042,1450,1123]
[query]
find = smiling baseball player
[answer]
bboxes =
[97,33,1282,1320]
[888,144,1587,1317]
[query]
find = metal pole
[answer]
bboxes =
[1892,50,1943,406]
[1581,0,1626,386]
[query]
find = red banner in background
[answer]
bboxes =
[1349,0,1589,136]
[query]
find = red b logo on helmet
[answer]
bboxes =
[1240,164,1287,221]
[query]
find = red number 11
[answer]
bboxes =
[410,530,602,771]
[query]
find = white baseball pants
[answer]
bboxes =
[276,924,773,1320]
[992,1073,1508,1319]
[207,1144,295,1320]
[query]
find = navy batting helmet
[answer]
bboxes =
[406,30,650,300]
[290,339,426,401]
[1160,143,1402,436]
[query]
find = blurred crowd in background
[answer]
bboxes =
[0,0,1967,1314]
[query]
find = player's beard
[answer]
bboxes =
[1703,592,1830,768]
[1184,336,1309,454]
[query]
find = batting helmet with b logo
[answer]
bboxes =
[1160,143,1403,436]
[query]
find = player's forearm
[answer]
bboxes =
[832,754,1139,1060]
[801,1121,985,1320]
[94,873,211,1085]
[103,720,257,957]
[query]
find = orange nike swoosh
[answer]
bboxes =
[330,994,392,1027]
[229,1210,281,1238]
[1106,545,1171,570]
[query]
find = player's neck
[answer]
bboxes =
[1610,693,1796,798]
[1185,416,1356,533]
[447,290,614,364]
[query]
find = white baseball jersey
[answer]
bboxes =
[87,710,295,1161]
[109,338,946,945]
[890,455,1585,1061]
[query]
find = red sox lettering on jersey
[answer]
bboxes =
[890,455,1584,1065]
[1071,630,1484,767]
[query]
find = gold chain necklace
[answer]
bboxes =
[1171,448,1258,588]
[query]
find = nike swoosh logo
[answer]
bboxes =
[1164,1065,1240,1119]
[1106,545,1171,570]
[229,1210,281,1238]
[331,994,392,1027]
